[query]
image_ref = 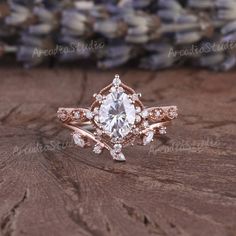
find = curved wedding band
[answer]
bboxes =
[57,75,178,161]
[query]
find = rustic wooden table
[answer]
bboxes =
[0,67,235,236]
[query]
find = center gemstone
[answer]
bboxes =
[99,91,136,138]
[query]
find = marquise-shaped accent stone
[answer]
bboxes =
[110,150,126,161]
[73,133,85,147]
[143,131,154,145]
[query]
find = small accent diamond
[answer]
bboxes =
[135,115,142,123]
[168,108,178,119]
[143,131,154,145]
[159,126,167,135]
[114,144,122,153]
[155,109,163,118]
[141,109,149,118]
[86,110,94,120]
[74,111,80,119]
[132,93,139,101]
[115,153,126,161]
[113,75,121,86]
[93,144,103,154]
[96,94,103,102]
[57,110,67,121]
[73,133,85,147]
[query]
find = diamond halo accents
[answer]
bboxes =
[110,149,126,161]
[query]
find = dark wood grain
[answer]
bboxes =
[0,67,236,236]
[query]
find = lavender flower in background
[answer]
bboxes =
[1,0,236,70]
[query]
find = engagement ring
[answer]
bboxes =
[57,74,178,161]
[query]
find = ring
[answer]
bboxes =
[57,74,178,161]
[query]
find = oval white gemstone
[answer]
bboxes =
[99,91,136,138]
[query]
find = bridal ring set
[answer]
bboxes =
[57,75,178,161]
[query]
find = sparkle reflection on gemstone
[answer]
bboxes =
[99,90,136,138]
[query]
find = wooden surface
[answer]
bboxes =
[0,67,236,236]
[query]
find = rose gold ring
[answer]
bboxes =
[57,74,178,161]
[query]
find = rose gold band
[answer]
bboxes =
[58,105,177,125]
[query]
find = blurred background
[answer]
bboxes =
[1,0,236,70]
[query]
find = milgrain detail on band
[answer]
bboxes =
[57,74,178,161]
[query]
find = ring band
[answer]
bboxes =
[57,75,178,161]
